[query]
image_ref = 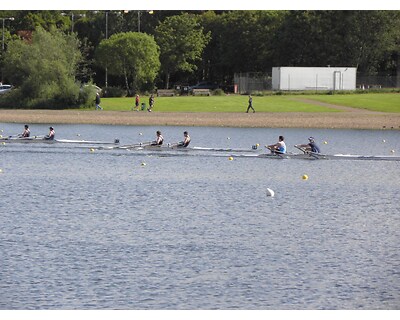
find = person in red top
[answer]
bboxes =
[132,94,140,111]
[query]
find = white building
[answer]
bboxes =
[272,67,357,91]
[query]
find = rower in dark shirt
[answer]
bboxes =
[295,137,321,153]
[177,131,191,147]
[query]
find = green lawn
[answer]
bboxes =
[100,95,339,113]
[303,93,400,112]
[97,93,400,113]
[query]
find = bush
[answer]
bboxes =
[212,88,225,96]
[103,86,127,97]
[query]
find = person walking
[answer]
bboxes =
[148,94,155,112]
[133,94,140,111]
[246,95,255,113]
[95,92,103,110]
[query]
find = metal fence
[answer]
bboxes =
[234,72,399,93]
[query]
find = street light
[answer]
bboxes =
[105,11,109,89]
[2,17,14,82]
[2,17,14,51]
[137,10,153,32]
[61,12,85,33]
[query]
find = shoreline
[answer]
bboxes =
[1,109,400,130]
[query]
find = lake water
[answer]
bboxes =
[0,123,399,310]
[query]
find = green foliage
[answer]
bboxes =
[155,13,211,88]
[104,86,127,97]
[95,32,160,93]
[1,27,90,109]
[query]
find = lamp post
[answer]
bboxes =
[137,10,153,33]
[2,17,14,82]
[61,12,85,33]
[2,17,14,51]
[105,11,109,90]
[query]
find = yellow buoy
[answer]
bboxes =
[324,141,328,145]
[89,148,95,152]
[228,156,234,161]
[0,169,3,173]
[1,142,5,145]
[302,174,309,180]
[141,162,146,166]
[256,143,260,147]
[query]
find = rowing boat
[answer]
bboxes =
[98,142,260,153]
[257,151,400,161]
[0,136,120,145]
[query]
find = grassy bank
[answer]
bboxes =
[100,93,400,113]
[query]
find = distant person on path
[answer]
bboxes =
[44,127,55,140]
[246,95,255,113]
[177,131,191,147]
[133,94,140,111]
[295,137,321,153]
[267,135,286,154]
[95,92,103,110]
[151,130,164,146]
[148,94,155,112]
[20,124,30,137]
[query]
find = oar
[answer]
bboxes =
[294,145,308,154]
[294,145,319,159]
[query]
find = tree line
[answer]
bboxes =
[0,10,399,107]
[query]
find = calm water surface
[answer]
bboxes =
[0,123,399,309]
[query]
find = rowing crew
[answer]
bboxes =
[150,130,191,147]
[16,125,55,140]
[267,135,321,154]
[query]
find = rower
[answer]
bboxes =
[44,126,55,140]
[177,131,191,147]
[295,137,321,153]
[267,135,286,154]
[151,130,163,145]
[20,125,30,138]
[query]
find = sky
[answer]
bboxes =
[2,0,400,10]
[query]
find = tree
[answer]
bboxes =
[155,13,210,89]
[95,32,160,94]
[1,27,90,109]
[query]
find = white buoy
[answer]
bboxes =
[266,188,275,197]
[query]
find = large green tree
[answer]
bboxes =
[95,31,160,94]
[155,13,211,89]
[1,27,90,109]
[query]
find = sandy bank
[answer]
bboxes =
[0,109,400,130]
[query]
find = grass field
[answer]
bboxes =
[303,93,400,112]
[100,93,400,113]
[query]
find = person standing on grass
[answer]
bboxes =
[246,95,255,113]
[95,92,103,110]
[133,94,140,111]
[148,94,155,112]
